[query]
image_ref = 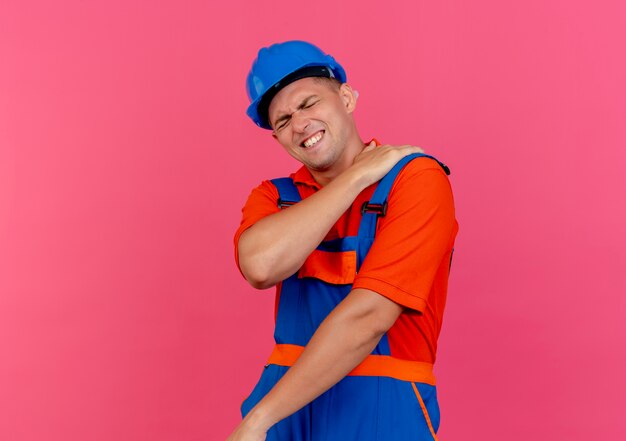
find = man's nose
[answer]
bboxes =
[291,110,311,133]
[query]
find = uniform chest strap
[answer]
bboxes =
[267,344,436,385]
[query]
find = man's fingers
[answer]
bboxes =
[361,143,426,162]
[400,145,425,155]
[362,141,376,152]
[352,143,430,186]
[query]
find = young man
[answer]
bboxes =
[228,41,458,441]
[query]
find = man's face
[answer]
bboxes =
[268,77,357,173]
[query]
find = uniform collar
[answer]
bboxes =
[291,166,320,189]
[290,138,380,190]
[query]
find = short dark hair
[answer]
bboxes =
[312,76,341,90]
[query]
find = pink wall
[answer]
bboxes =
[1,1,625,440]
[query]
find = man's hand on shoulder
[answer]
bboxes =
[237,141,426,289]
[348,141,425,188]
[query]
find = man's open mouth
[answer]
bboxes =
[301,131,324,148]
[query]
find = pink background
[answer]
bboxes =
[1,1,625,440]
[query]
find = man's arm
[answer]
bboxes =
[228,159,457,441]
[238,143,424,289]
[226,288,403,441]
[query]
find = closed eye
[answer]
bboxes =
[276,118,290,131]
[273,96,319,131]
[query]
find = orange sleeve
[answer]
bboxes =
[233,181,280,273]
[352,158,458,312]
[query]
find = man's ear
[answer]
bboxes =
[339,83,357,113]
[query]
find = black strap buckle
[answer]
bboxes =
[277,198,296,209]
[361,201,388,216]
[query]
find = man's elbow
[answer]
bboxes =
[238,236,274,289]
[240,259,276,290]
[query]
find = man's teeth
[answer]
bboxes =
[303,133,323,148]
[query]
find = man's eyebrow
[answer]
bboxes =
[273,95,319,127]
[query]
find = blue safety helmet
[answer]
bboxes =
[246,40,347,130]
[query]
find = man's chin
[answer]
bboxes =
[304,159,335,172]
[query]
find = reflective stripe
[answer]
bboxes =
[411,382,438,440]
[267,344,436,385]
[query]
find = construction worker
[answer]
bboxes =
[228,40,458,441]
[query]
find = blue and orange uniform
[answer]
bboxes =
[234,148,458,440]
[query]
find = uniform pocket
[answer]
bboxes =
[241,365,285,418]
[298,249,357,285]
[411,382,439,440]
